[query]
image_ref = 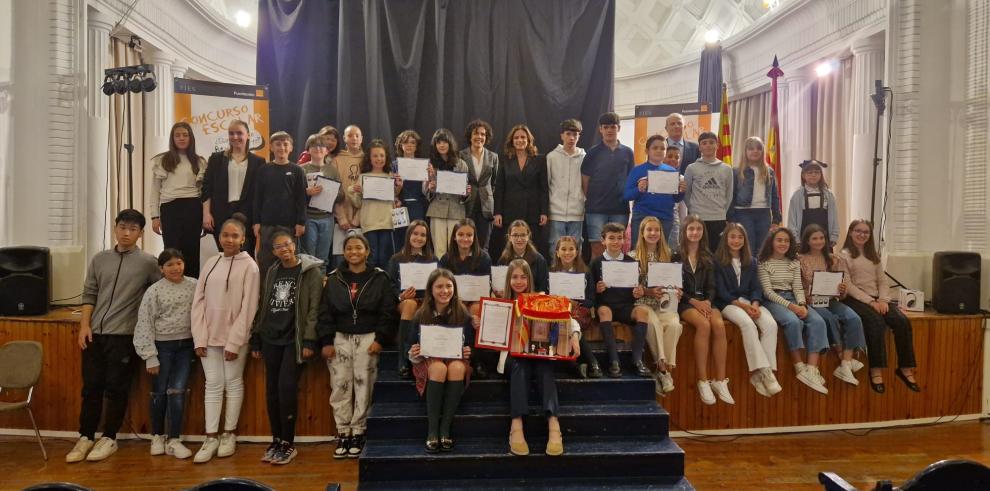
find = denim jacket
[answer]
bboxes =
[729,166,782,223]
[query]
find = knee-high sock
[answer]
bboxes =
[632,322,648,364]
[425,380,444,440]
[439,380,465,438]
[599,321,618,364]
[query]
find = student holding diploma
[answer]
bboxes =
[799,224,866,387]
[624,135,685,245]
[440,219,494,377]
[502,260,581,457]
[408,269,474,453]
[394,130,428,246]
[676,215,733,405]
[550,236,601,378]
[630,217,683,394]
[301,133,343,274]
[496,220,550,295]
[584,223,653,378]
[347,139,402,267]
[424,128,471,257]
[713,223,782,398]
[386,220,436,378]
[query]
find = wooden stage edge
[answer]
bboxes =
[1,307,987,437]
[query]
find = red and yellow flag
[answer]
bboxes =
[766,56,784,202]
[716,83,732,165]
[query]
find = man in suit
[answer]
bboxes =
[665,113,700,247]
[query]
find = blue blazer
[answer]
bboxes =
[713,257,764,310]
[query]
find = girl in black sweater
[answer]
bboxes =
[386,220,437,378]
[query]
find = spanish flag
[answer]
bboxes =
[766,56,784,202]
[716,83,732,166]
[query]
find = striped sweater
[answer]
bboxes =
[758,257,805,306]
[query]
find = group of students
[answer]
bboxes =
[64,110,922,464]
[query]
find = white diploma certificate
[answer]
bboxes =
[396,158,430,181]
[490,265,509,292]
[812,271,843,297]
[399,262,437,291]
[647,262,683,288]
[455,274,491,301]
[362,175,394,201]
[419,325,463,359]
[436,170,468,195]
[549,272,586,300]
[308,174,341,213]
[601,261,640,288]
[477,299,513,349]
[647,170,680,194]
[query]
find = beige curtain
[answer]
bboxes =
[727,89,771,166]
[811,56,853,236]
[107,38,146,229]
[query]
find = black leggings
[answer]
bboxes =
[262,342,304,444]
[161,198,203,277]
[842,298,916,369]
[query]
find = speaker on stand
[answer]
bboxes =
[0,246,52,316]
[931,251,981,315]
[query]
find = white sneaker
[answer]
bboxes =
[850,359,865,372]
[85,437,118,461]
[150,435,166,456]
[761,367,783,396]
[217,432,237,458]
[658,371,675,394]
[797,366,828,394]
[750,372,771,397]
[65,436,94,463]
[194,437,219,463]
[710,379,736,404]
[697,380,716,405]
[166,438,193,459]
[834,362,859,386]
[793,361,807,376]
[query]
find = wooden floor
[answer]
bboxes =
[3,420,989,490]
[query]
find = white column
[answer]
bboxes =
[780,73,813,222]
[85,6,114,258]
[849,34,885,234]
[141,47,178,256]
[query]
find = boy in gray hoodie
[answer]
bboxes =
[683,131,734,251]
[546,119,587,254]
[67,209,161,463]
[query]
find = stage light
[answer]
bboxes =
[235,10,251,27]
[113,74,128,94]
[704,29,720,44]
[815,60,835,77]
[141,72,157,92]
[128,73,143,93]
[101,75,114,96]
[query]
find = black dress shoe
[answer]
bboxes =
[398,365,412,379]
[895,369,921,392]
[425,438,440,453]
[472,363,489,380]
[634,361,651,377]
[440,437,454,452]
[607,361,622,378]
[870,375,885,394]
[588,364,603,379]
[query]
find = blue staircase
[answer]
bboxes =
[359,348,691,490]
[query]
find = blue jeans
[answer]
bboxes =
[629,212,672,247]
[762,291,828,353]
[814,300,867,351]
[365,229,394,267]
[549,220,584,253]
[585,213,629,243]
[302,215,334,274]
[733,208,772,254]
[149,338,194,439]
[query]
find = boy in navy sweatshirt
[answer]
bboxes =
[254,131,308,274]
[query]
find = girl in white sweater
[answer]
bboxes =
[190,213,260,463]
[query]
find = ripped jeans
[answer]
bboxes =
[149,338,195,439]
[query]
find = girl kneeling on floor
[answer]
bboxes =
[408,268,474,453]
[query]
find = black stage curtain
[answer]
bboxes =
[258,0,614,152]
[256,0,340,153]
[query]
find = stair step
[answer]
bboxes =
[373,373,658,404]
[367,401,669,440]
[359,436,685,482]
[379,346,642,375]
[357,476,694,490]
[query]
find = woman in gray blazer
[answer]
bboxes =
[459,119,499,252]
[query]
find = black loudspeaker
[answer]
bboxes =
[932,251,981,315]
[0,246,51,316]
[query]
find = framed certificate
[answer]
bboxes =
[476,297,514,350]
